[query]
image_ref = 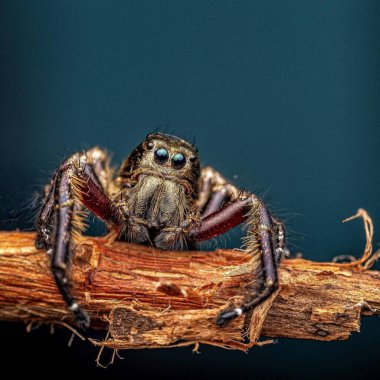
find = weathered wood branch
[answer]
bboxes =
[0,229,379,351]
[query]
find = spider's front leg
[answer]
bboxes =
[188,194,285,326]
[36,148,123,329]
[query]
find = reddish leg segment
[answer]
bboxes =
[189,195,280,325]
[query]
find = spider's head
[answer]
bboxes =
[120,133,200,197]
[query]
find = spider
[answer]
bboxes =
[35,132,288,330]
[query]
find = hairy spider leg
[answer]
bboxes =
[271,217,289,263]
[202,188,230,218]
[197,165,287,260]
[35,174,60,250]
[197,166,286,261]
[196,168,214,211]
[197,167,241,218]
[35,148,122,329]
[188,195,283,326]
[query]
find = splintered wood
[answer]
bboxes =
[0,209,379,351]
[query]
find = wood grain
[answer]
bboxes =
[0,231,379,351]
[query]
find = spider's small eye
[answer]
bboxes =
[172,153,186,169]
[154,148,169,164]
[146,141,154,150]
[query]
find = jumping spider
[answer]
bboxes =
[36,133,288,329]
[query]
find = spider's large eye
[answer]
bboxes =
[154,148,169,164]
[172,153,186,169]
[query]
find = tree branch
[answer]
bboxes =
[0,224,379,351]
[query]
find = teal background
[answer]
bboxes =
[0,1,379,378]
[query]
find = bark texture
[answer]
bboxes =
[0,217,379,351]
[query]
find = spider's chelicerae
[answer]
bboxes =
[36,133,288,329]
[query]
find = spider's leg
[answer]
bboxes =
[36,148,122,329]
[188,195,284,326]
[202,188,229,218]
[35,176,59,250]
[197,167,241,218]
[36,148,116,249]
[196,168,214,211]
[197,166,287,256]
[53,166,121,328]
[271,217,290,262]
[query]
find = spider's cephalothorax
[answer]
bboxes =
[114,133,201,249]
[36,132,288,329]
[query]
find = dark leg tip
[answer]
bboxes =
[215,309,239,326]
[73,308,90,331]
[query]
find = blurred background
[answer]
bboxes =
[0,1,379,378]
